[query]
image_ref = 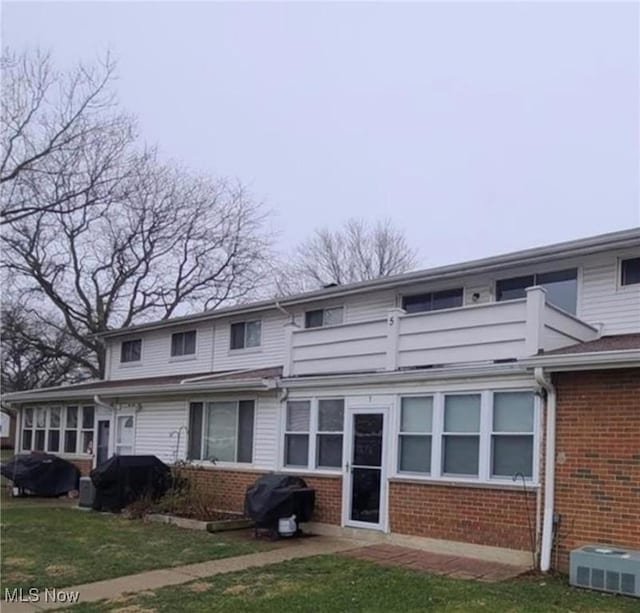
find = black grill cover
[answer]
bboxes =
[0,453,80,497]
[244,473,315,528]
[90,455,171,512]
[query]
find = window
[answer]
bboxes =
[492,392,534,478]
[496,269,578,314]
[64,406,78,453]
[229,321,261,350]
[304,307,344,329]
[21,405,93,455]
[187,400,254,463]
[171,330,197,357]
[121,339,142,363]
[442,394,481,476]
[398,397,433,474]
[621,257,640,286]
[283,399,345,469]
[47,407,61,453]
[284,401,310,467]
[81,406,95,454]
[395,390,537,483]
[316,399,344,468]
[402,288,463,314]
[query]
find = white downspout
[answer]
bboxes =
[534,367,556,573]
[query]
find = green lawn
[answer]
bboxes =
[64,555,637,613]
[1,507,272,591]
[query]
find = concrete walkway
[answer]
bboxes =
[2,536,362,613]
[343,543,529,581]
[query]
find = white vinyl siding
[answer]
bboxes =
[131,393,279,469]
[580,252,640,334]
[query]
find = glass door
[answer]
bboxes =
[345,408,387,530]
[96,420,110,466]
[115,415,134,455]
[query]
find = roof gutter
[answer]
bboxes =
[2,377,274,403]
[280,363,530,389]
[520,349,640,371]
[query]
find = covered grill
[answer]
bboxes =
[0,453,80,497]
[90,455,171,512]
[244,473,315,538]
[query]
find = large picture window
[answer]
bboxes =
[22,405,94,455]
[496,269,578,314]
[187,400,254,463]
[396,390,537,483]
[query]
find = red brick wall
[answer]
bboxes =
[69,458,93,477]
[553,368,640,571]
[389,480,537,551]
[181,467,342,524]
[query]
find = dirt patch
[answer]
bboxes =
[111,606,157,613]
[6,571,34,583]
[186,581,211,593]
[45,564,76,577]
[4,557,33,568]
[223,583,251,595]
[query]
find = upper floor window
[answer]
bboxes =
[171,330,197,357]
[187,400,254,463]
[121,339,142,363]
[402,288,463,314]
[621,257,640,286]
[496,269,577,314]
[304,306,344,328]
[230,321,261,350]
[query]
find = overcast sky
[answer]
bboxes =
[4,1,640,268]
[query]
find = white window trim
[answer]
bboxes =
[228,320,263,352]
[303,305,346,329]
[20,405,95,457]
[280,397,345,474]
[169,330,198,360]
[115,413,136,456]
[119,338,143,366]
[391,389,540,486]
[396,395,434,477]
[617,255,640,291]
[187,397,257,467]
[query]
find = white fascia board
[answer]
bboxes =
[280,364,530,389]
[2,378,271,404]
[519,349,640,371]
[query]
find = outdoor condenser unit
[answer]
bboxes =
[570,544,640,598]
[78,476,95,508]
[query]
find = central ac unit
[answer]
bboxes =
[570,544,640,598]
[78,476,95,508]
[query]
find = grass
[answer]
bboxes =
[63,555,638,613]
[1,507,272,591]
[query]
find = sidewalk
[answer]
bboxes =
[2,536,363,613]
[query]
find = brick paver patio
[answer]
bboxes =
[342,543,529,581]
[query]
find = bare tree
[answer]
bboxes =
[1,302,90,392]
[276,218,417,295]
[1,49,136,225]
[2,50,273,379]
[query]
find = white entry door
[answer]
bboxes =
[343,407,388,531]
[115,415,134,455]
